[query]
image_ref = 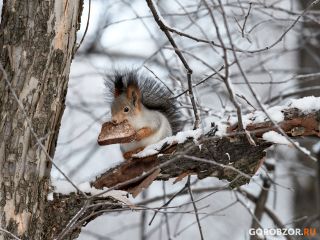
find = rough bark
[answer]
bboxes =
[0,0,85,239]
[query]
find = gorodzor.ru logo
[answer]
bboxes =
[249,228,316,236]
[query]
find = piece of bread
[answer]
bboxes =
[98,121,137,145]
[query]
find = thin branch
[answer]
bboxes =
[242,2,253,37]
[0,228,21,240]
[146,0,200,129]
[250,178,270,238]
[144,66,174,94]
[76,0,91,52]
[162,182,172,240]
[187,176,204,240]
[149,181,188,225]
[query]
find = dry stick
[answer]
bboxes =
[218,0,317,162]
[162,182,172,240]
[102,11,207,29]
[0,62,88,198]
[76,0,91,52]
[141,190,147,240]
[235,192,266,238]
[187,176,204,240]
[250,179,270,238]
[149,181,189,225]
[139,187,222,206]
[239,189,294,240]
[146,0,200,129]
[280,216,308,228]
[75,205,210,229]
[172,63,234,99]
[241,2,253,38]
[175,201,237,237]
[0,228,21,240]
[144,66,174,94]
[203,0,244,131]
[301,151,320,228]
[142,186,293,240]
[261,167,293,192]
[236,94,257,111]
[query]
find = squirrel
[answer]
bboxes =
[104,69,182,159]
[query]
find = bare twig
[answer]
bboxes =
[241,2,253,38]
[236,94,257,111]
[76,0,91,52]
[187,176,204,240]
[250,178,270,239]
[0,228,21,240]
[146,0,200,129]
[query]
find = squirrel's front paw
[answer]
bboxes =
[136,127,154,141]
[133,147,145,154]
[123,151,133,159]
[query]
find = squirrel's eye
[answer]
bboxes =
[124,107,129,112]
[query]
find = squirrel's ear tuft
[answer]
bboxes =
[127,86,140,107]
[114,76,124,98]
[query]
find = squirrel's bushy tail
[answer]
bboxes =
[104,69,182,135]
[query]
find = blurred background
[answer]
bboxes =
[49,0,320,239]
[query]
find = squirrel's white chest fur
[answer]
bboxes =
[120,105,172,153]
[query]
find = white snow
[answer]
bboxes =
[262,131,312,156]
[313,141,320,153]
[262,131,291,145]
[50,179,127,197]
[133,127,208,158]
[80,158,126,184]
[48,179,136,209]
[224,96,320,131]
[285,96,320,112]
[47,192,53,201]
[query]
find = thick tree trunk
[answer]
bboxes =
[0,0,83,239]
[294,0,320,231]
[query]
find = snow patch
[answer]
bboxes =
[285,96,320,112]
[47,192,53,201]
[50,179,127,197]
[262,131,291,145]
[313,141,320,153]
[133,127,208,158]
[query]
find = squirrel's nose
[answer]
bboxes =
[112,119,118,124]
